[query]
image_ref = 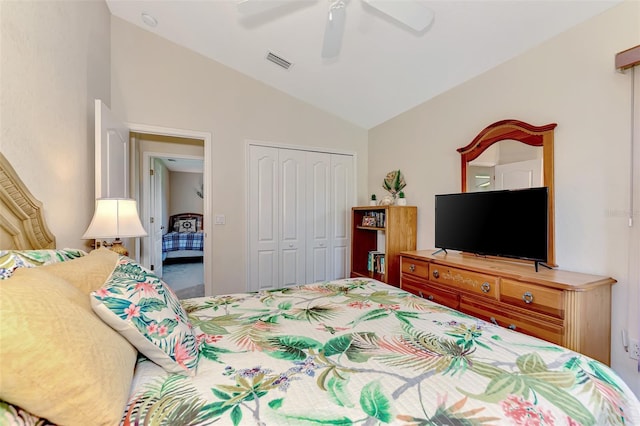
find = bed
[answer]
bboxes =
[1,153,639,426]
[162,213,204,261]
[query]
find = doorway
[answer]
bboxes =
[129,125,212,297]
[149,153,204,298]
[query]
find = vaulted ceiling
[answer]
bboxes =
[106,0,620,129]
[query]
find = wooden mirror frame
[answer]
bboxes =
[457,119,557,266]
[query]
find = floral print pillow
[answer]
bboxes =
[0,249,86,280]
[90,256,199,376]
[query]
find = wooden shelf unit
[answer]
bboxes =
[400,250,616,365]
[350,206,417,286]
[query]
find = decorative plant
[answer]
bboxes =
[398,191,405,199]
[382,170,406,197]
[370,194,377,201]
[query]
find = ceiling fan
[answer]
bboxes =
[237,0,435,59]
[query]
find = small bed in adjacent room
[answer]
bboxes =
[162,213,204,262]
[1,152,639,426]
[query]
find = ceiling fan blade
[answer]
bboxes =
[362,0,434,32]
[321,0,347,58]
[237,0,315,16]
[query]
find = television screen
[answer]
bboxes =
[435,187,548,263]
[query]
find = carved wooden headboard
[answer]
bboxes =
[0,153,55,249]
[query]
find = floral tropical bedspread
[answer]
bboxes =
[120,278,639,426]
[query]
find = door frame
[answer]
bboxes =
[129,123,213,296]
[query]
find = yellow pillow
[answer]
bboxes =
[0,267,137,426]
[40,248,119,298]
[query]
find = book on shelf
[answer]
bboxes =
[367,251,385,274]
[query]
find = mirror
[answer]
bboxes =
[458,120,557,266]
[466,141,542,191]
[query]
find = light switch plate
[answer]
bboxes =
[215,214,226,225]
[630,338,640,360]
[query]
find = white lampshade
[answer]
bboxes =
[82,198,147,239]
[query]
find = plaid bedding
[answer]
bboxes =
[161,231,204,253]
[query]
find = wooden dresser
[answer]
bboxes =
[400,250,616,365]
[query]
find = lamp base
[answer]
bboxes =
[109,239,129,257]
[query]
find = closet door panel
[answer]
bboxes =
[330,154,354,280]
[279,150,306,287]
[306,152,331,284]
[257,251,277,290]
[249,146,278,291]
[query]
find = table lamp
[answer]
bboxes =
[82,198,147,256]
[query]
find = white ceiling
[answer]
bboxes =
[160,157,204,173]
[106,0,620,129]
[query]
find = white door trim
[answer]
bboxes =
[128,123,213,296]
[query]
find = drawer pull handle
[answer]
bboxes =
[522,292,534,304]
[481,282,491,293]
[427,295,434,301]
[432,269,440,279]
[418,291,424,298]
[490,317,517,331]
[409,264,416,272]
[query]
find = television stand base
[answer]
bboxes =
[432,248,448,256]
[534,261,553,272]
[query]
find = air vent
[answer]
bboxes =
[266,52,292,70]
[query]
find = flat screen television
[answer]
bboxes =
[434,187,548,265]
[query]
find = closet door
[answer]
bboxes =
[306,152,331,283]
[248,146,279,291]
[330,154,354,280]
[279,149,306,287]
[248,145,354,292]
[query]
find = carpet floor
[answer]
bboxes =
[175,284,205,300]
[162,259,204,299]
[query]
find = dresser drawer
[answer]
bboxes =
[429,265,498,300]
[460,297,564,346]
[401,276,459,310]
[401,257,429,279]
[501,279,564,319]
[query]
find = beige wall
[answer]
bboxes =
[0,0,111,249]
[111,17,369,295]
[169,172,204,217]
[368,1,640,395]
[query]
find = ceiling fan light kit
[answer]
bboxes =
[237,0,435,59]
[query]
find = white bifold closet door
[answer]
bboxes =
[248,145,354,292]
